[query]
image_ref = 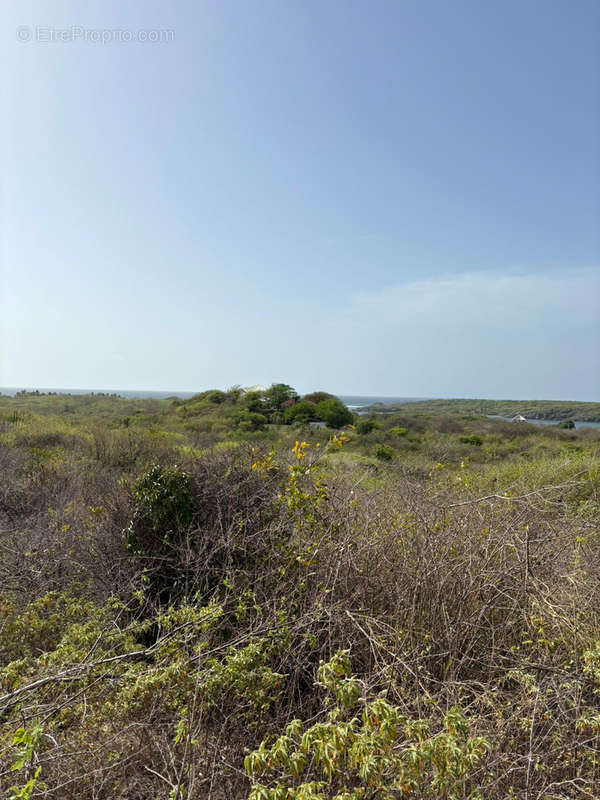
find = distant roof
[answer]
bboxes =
[242,384,267,394]
[512,414,527,421]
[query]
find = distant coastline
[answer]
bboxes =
[2,388,599,424]
[0,387,199,400]
[0,387,427,409]
[359,397,600,425]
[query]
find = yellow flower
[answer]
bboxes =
[331,433,350,448]
[292,440,310,461]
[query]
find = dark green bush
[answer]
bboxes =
[459,434,483,446]
[284,401,317,424]
[558,419,575,429]
[123,463,193,556]
[315,399,353,428]
[356,418,378,435]
[374,443,395,461]
[242,391,266,413]
[235,411,268,431]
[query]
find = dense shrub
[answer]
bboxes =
[389,425,408,436]
[284,401,317,424]
[356,418,378,434]
[314,399,353,428]
[374,443,395,461]
[188,390,227,404]
[459,434,483,446]
[558,419,575,429]
[123,463,193,556]
[235,410,268,431]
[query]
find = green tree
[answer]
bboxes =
[264,383,299,411]
[284,402,317,425]
[315,399,353,428]
[303,391,335,405]
[243,391,267,413]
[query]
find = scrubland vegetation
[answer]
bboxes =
[1,387,600,799]
[363,398,600,422]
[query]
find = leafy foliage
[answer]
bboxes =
[263,384,300,411]
[314,399,354,429]
[285,402,318,425]
[246,653,490,800]
[123,463,193,556]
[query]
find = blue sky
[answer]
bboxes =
[2,0,599,399]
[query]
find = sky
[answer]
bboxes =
[2,0,599,400]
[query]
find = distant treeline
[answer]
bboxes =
[363,397,600,421]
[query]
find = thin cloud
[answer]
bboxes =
[321,269,600,399]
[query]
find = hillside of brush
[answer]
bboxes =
[361,397,600,422]
[1,388,600,799]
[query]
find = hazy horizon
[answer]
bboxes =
[1,385,598,404]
